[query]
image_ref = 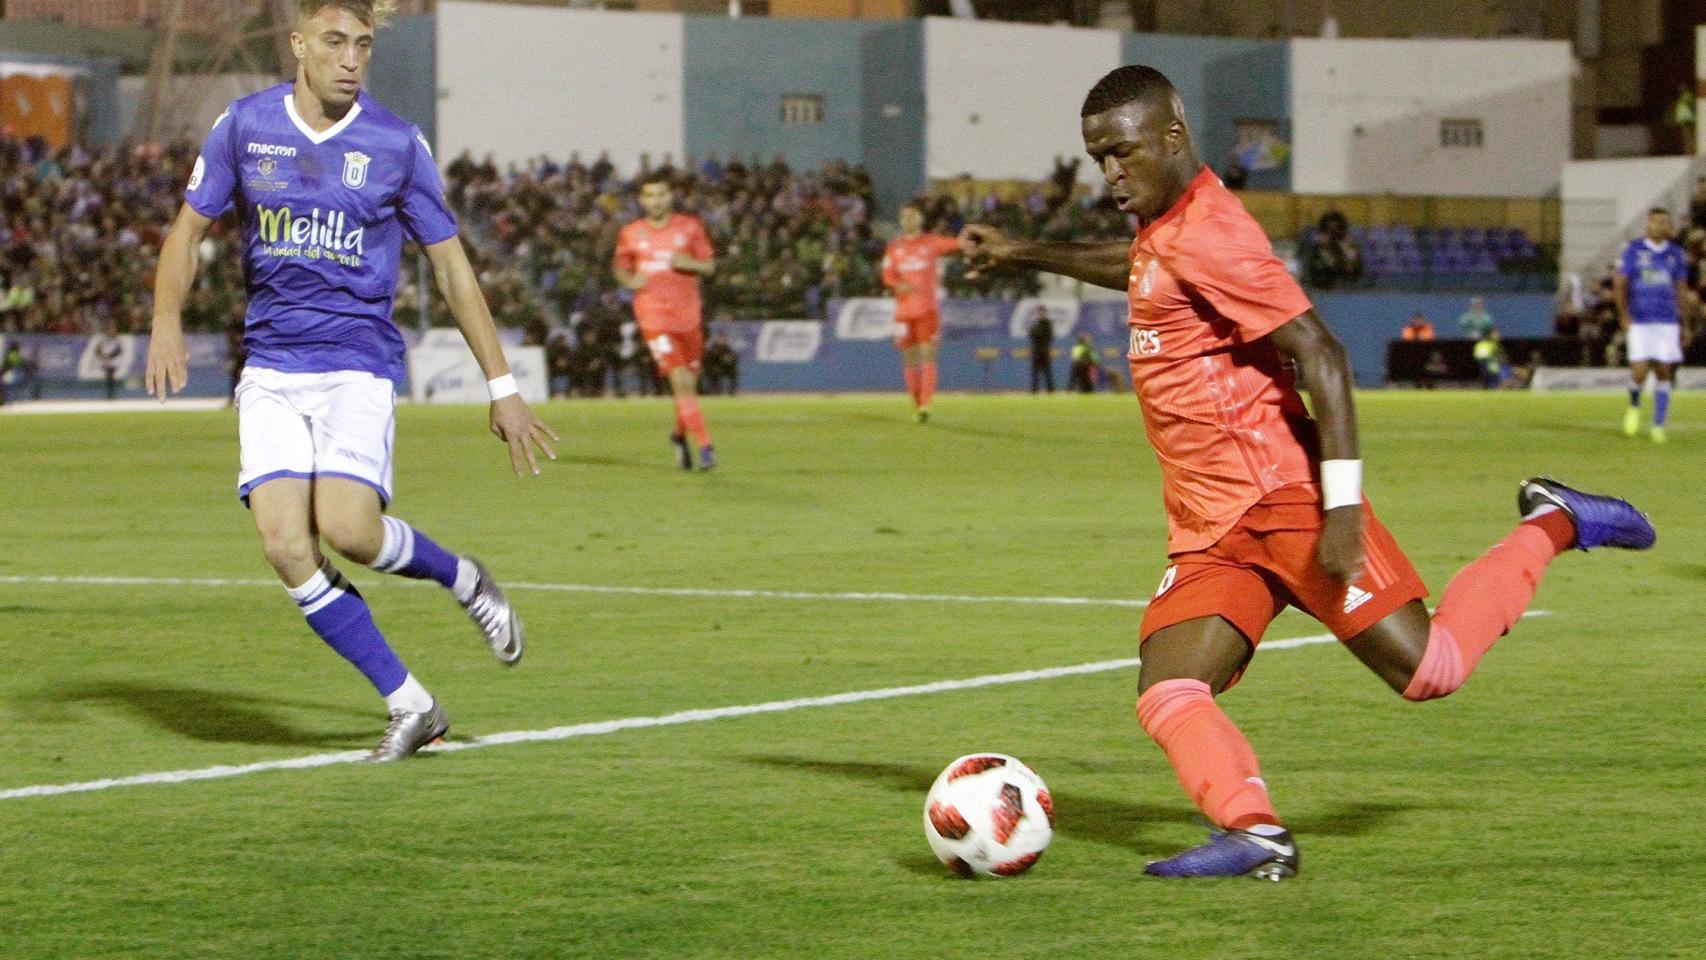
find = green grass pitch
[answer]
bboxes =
[1,391,1700,959]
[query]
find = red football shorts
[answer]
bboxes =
[894,313,940,350]
[1140,484,1428,684]
[642,326,703,376]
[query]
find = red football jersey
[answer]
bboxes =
[1125,167,1319,555]
[882,233,962,321]
[614,213,715,333]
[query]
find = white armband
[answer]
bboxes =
[1320,459,1362,511]
[486,373,518,402]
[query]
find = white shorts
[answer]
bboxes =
[235,366,395,506]
[1627,323,1683,365]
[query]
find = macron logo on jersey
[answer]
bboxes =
[246,142,298,158]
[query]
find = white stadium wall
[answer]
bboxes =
[435,2,685,172]
[923,18,1121,183]
[1289,38,1572,198]
[1560,154,1705,278]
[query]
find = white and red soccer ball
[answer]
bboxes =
[923,753,1054,878]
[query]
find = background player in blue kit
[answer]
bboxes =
[1614,208,1692,443]
[144,0,559,761]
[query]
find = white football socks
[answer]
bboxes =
[451,558,479,605]
[384,673,434,714]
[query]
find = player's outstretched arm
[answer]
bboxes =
[146,203,214,399]
[423,235,560,476]
[1269,310,1365,584]
[669,252,714,277]
[960,224,1130,291]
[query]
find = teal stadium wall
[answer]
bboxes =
[367,14,438,149]
[858,22,926,216]
[1121,33,1290,191]
[683,18,889,177]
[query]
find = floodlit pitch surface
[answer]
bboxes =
[1,391,1699,959]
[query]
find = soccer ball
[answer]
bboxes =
[922,753,1054,878]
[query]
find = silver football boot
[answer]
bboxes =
[365,699,449,763]
[459,558,524,665]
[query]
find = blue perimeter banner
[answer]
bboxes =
[1,292,1556,400]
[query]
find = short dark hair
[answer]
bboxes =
[298,0,391,27]
[639,171,673,190]
[1081,65,1178,118]
[1649,207,1671,217]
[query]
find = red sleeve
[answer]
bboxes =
[1165,208,1311,341]
[688,219,713,261]
[881,241,900,289]
[613,225,635,273]
[929,234,962,258]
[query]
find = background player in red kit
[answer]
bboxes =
[615,173,719,470]
[963,65,1655,879]
[882,203,964,422]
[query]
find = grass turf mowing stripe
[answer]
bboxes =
[0,574,1152,608]
[0,630,1361,802]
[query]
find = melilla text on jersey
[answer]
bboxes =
[256,203,366,268]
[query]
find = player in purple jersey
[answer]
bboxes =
[1613,208,1692,443]
[145,0,559,762]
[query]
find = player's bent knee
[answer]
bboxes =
[257,530,316,578]
[1399,627,1469,701]
[320,518,382,566]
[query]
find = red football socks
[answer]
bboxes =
[1137,678,1281,831]
[1403,516,1568,700]
[674,394,710,447]
[918,360,938,409]
[903,365,921,405]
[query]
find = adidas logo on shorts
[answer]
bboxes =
[1343,585,1374,614]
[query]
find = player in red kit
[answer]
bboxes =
[615,173,718,470]
[882,203,964,422]
[963,65,1655,879]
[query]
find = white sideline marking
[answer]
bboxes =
[0,612,1548,803]
[0,398,229,415]
[0,575,1152,609]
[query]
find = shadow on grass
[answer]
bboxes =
[22,681,373,748]
[1668,562,1706,581]
[744,754,1196,853]
[555,452,683,472]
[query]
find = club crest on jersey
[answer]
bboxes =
[1138,259,1159,298]
[341,150,371,189]
[257,157,276,178]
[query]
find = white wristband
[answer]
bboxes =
[1321,459,1362,511]
[486,374,518,402]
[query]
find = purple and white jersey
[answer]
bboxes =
[1617,237,1688,326]
[185,83,458,383]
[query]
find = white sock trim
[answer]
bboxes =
[286,570,330,603]
[1522,503,1562,522]
[373,516,415,573]
[287,568,346,616]
[384,673,434,714]
[452,558,479,605]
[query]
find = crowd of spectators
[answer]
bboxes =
[445,149,885,325]
[10,130,1699,392]
[0,133,1133,352]
[445,150,1136,329]
[0,135,227,337]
